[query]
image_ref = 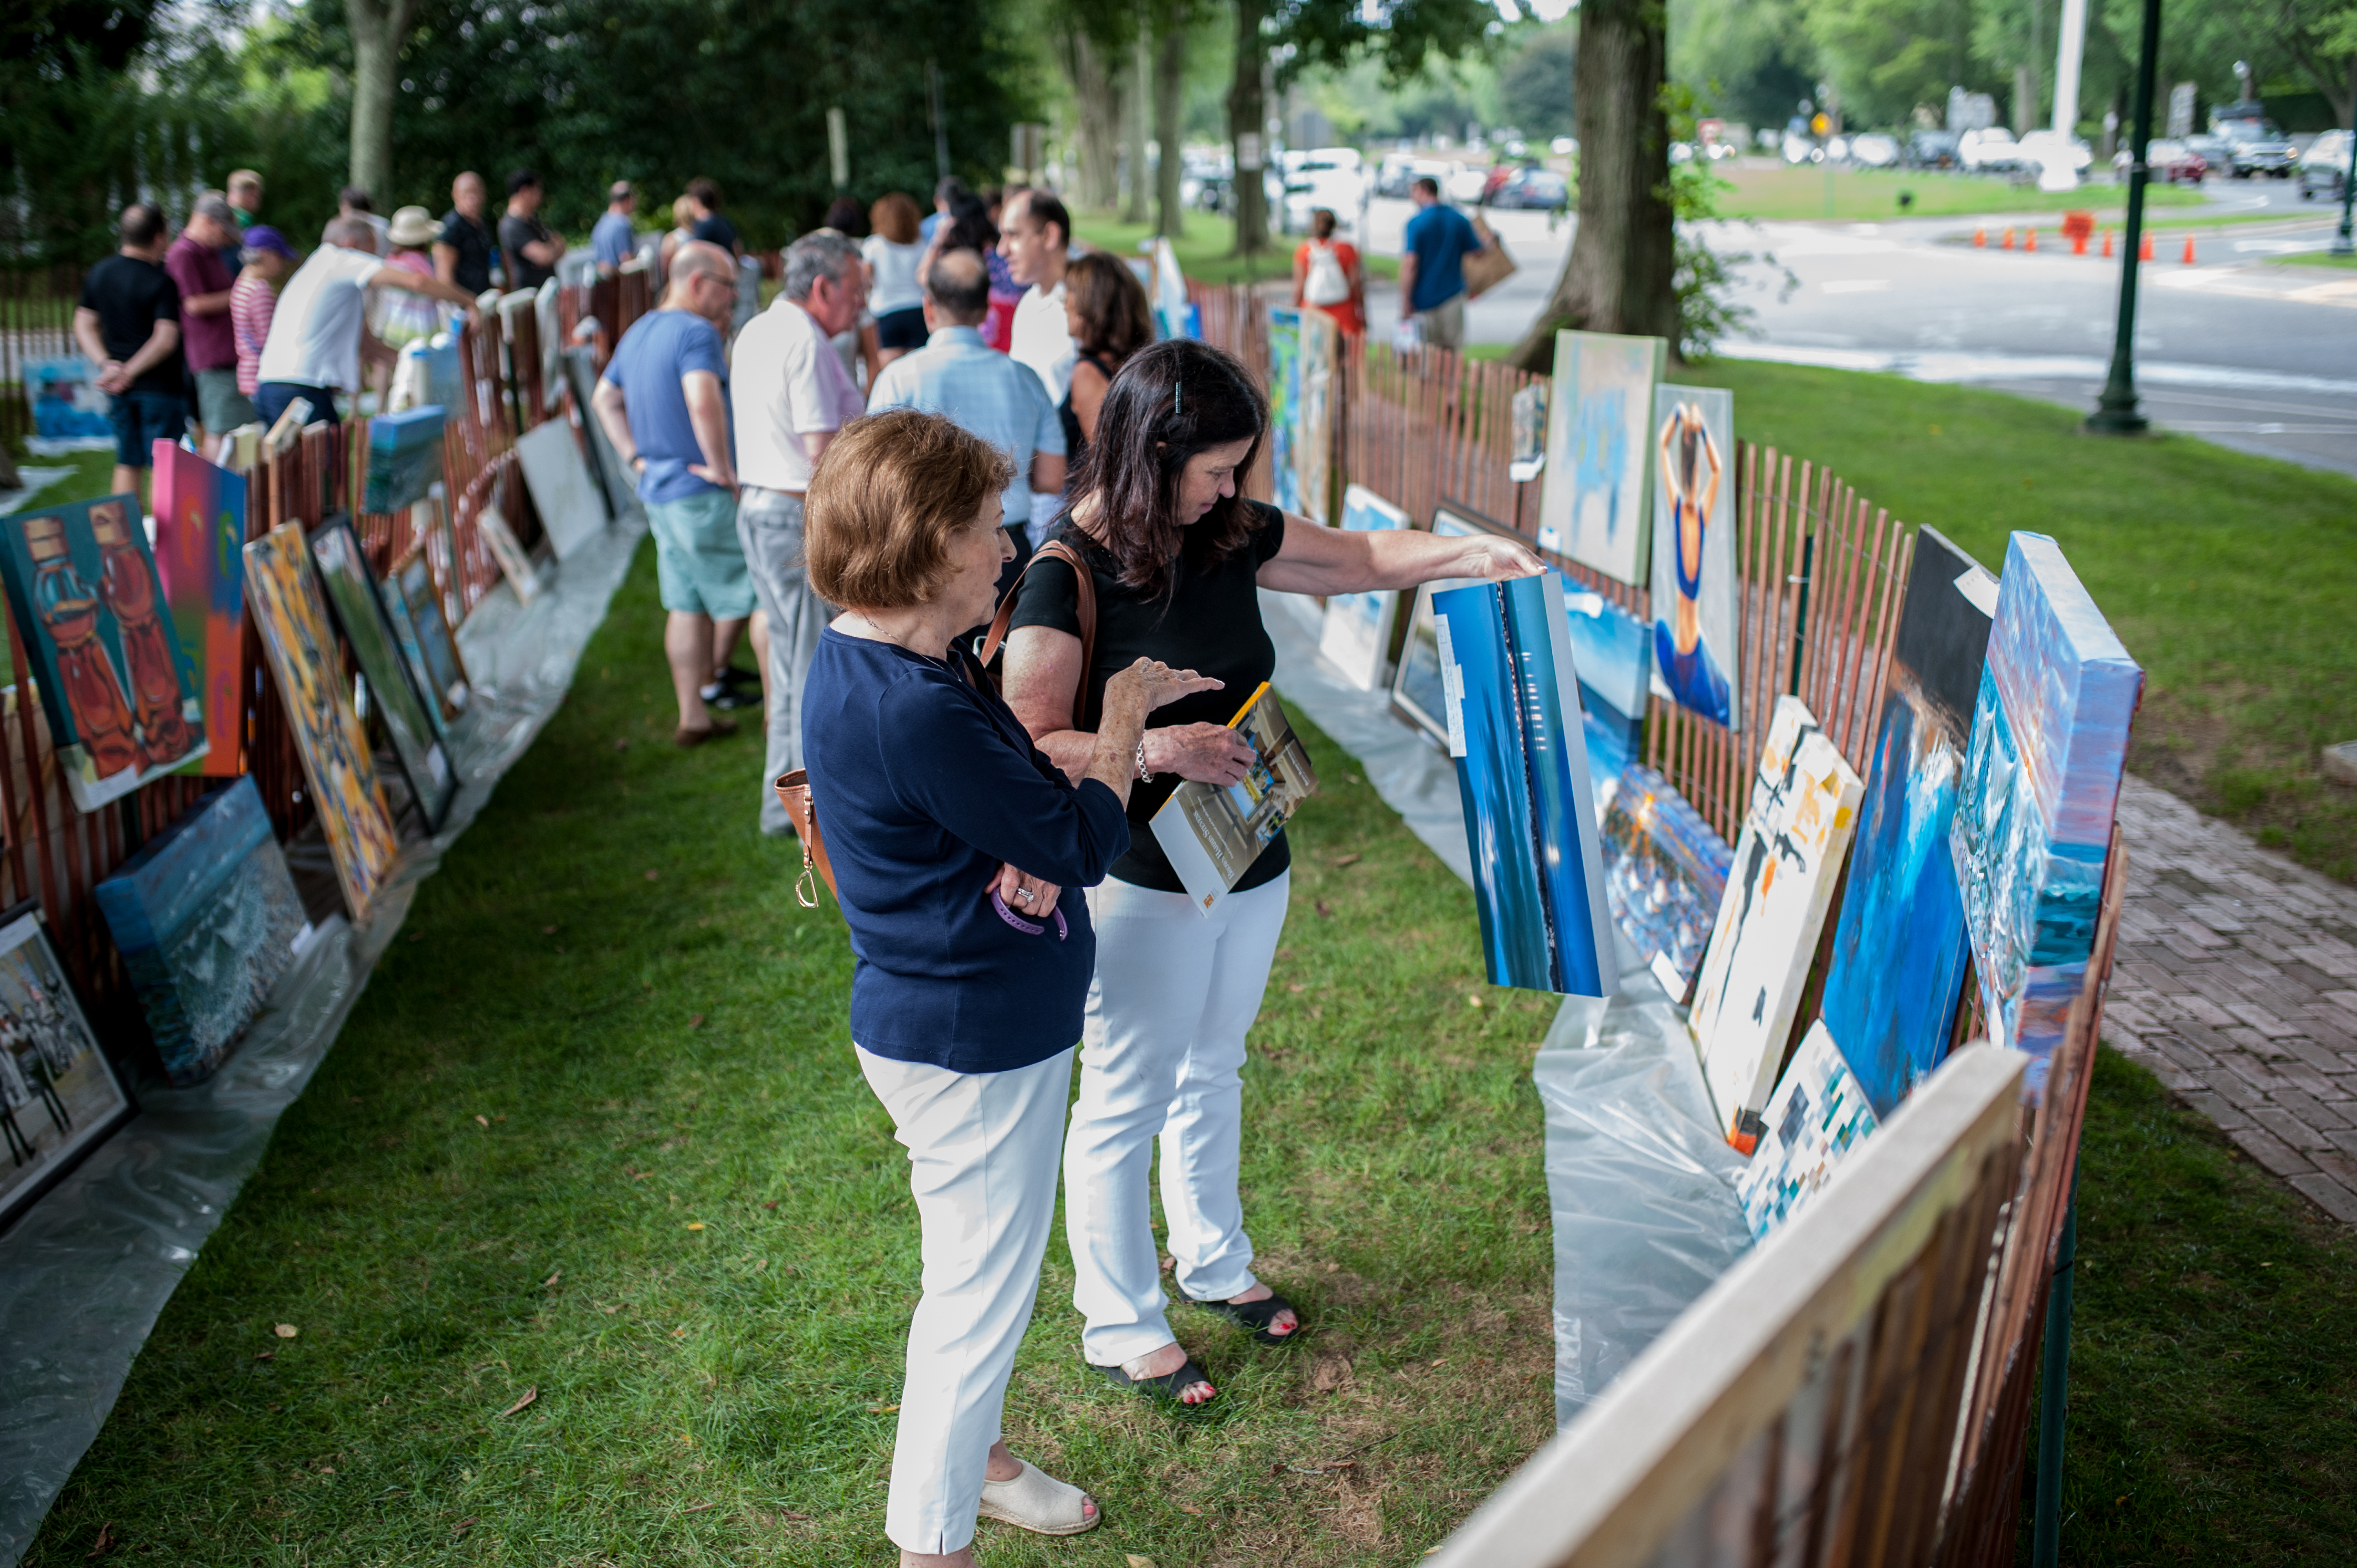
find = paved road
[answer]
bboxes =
[1349,176,2357,478]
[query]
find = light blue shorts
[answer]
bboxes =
[645,489,754,619]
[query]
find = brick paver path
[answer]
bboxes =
[2102,776,2357,1226]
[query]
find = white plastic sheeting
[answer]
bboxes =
[0,517,646,1567]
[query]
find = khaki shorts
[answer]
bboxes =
[1414,294,1466,350]
[193,368,256,434]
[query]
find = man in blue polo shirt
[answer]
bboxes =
[1398,176,1484,351]
[592,241,750,747]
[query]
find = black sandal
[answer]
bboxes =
[1186,1291,1303,1346]
[1089,1354,1219,1405]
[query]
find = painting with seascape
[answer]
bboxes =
[1817,527,1998,1117]
[1647,384,1739,730]
[1536,330,1663,586]
[1950,531,2142,1101]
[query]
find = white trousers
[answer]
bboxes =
[1064,871,1290,1365]
[858,1044,1074,1555]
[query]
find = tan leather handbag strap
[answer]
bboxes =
[771,770,836,907]
[978,535,1099,732]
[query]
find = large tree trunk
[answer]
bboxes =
[1227,0,1267,255]
[1123,25,1152,224]
[1154,20,1186,238]
[1505,0,1675,372]
[1065,29,1125,212]
[344,0,419,203]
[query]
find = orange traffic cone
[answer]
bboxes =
[2102,229,2114,257]
[1974,225,1988,247]
[2139,232,2154,261]
[2026,228,2039,252]
[2001,227,2015,250]
[2182,233,2198,264]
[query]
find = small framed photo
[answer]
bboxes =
[0,900,135,1231]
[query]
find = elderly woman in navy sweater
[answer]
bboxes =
[801,408,1214,1567]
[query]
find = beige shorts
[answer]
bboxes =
[1414,294,1466,350]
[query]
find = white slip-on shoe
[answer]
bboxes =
[977,1459,1102,1536]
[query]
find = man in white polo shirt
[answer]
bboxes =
[731,229,868,836]
[254,215,476,427]
[999,188,1077,408]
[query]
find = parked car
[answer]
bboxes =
[2214,109,2298,178]
[1445,162,1491,203]
[2117,138,2208,184]
[1280,147,1367,232]
[2014,130,2092,175]
[1847,132,1902,167]
[1488,166,1568,210]
[1959,126,2024,172]
[1907,129,1962,168]
[2183,132,2232,170]
[2299,129,2351,200]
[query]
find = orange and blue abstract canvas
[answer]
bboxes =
[1819,527,1996,1117]
[1950,532,2142,1099]
[1432,571,1615,996]
[151,441,248,777]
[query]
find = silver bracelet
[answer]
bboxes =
[1134,737,1151,781]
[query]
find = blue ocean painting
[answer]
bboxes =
[1267,307,1302,514]
[94,777,308,1085]
[1563,586,1650,783]
[1537,331,1664,587]
[1434,572,1615,996]
[1317,484,1411,688]
[1819,528,1995,1117]
[1950,533,2142,1097]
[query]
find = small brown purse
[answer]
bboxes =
[776,536,1099,910]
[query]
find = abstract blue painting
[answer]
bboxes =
[1432,571,1615,996]
[1318,484,1411,689]
[94,777,308,1086]
[1267,307,1303,514]
[1951,532,2142,1100]
[1536,331,1664,586]
[1389,504,1526,749]
[1564,586,1651,783]
[1818,527,1998,1117]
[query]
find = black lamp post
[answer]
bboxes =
[2334,124,2355,259]
[2088,0,2162,435]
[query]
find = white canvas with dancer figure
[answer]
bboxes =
[1648,384,1740,731]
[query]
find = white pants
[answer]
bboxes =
[1064,871,1290,1365]
[858,1044,1074,1555]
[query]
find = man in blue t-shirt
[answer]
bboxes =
[592,240,753,747]
[591,180,639,277]
[1398,176,1484,350]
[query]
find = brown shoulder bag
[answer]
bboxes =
[775,536,1099,909]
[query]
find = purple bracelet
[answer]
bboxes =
[990,888,1068,939]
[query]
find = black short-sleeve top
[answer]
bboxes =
[1007,501,1290,894]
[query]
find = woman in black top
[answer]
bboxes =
[1057,252,1154,467]
[1002,341,1542,1406]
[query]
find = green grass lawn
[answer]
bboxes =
[2274,247,2357,269]
[1715,163,2209,223]
[1072,213,1399,288]
[1669,361,2357,885]
[6,437,114,512]
[23,540,1563,1565]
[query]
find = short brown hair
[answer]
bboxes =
[871,191,922,246]
[806,411,1015,611]
[1064,251,1155,363]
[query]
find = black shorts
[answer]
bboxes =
[874,306,928,352]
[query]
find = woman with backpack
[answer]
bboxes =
[1291,208,1365,337]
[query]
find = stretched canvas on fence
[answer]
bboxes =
[1951,532,2142,1097]
[150,442,248,777]
[1563,585,1651,783]
[23,358,111,442]
[1431,571,1615,996]
[1391,503,1525,747]
[310,515,457,831]
[478,504,541,604]
[362,404,447,514]
[1819,527,1998,1118]
[1537,330,1664,587]
[382,538,470,738]
[1318,485,1411,690]
[1691,695,1864,1151]
[563,347,639,519]
[1600,762,1733,998]
[1267,307,1304,514]
[1647,384,1740,731]
[1509,383,1547,482]
[0,902,133,1230]
[244,522,402,921]
[1295,308,1336,525]
[0,495,208,811]
[516,416,611,561]
[1733,1019,1880,1241]
[94,776,309,1087]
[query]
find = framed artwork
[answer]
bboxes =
[516,416,610,562]
[562,347,637,518]
[0,900,134,1231]
[1691,695,1864,1153]
[1732,1019,1880,1242]
[1647,384,1740,730]
[94,777,309,1087]
[150,442,249,777]
[381,537,471,737]
[1536,329,1665,586]
[1318,484,1411,690]
[1295,308,1337,525]
[243,523,402,921]
[1391,502,1525,747]
[1599,761,1733,999]
[1818,528,1998,1117]
[1267,306,1303,514]
[1431,571,1616,997]
[310,515,458,832]
[1951,532,2142,1099]
[0,495,208,812]
[479,504,541,604]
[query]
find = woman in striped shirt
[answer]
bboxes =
[229,226,298,401]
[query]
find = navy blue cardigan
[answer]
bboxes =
[801,628,1131,1072]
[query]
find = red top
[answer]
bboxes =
[1294,240,1364,337]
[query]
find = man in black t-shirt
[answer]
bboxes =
[498,168,567,291]
[433,171,498,294]
[72,202,185,507]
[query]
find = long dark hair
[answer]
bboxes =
[1068,339,1268,600]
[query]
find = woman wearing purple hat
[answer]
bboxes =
[230,226,299,430]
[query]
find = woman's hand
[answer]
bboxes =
[1457,534,1547,582]
[994,862,1063,918]
[1102,658,1223,717]
[1085,659,1229,804]
[1147,723,1258,786]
